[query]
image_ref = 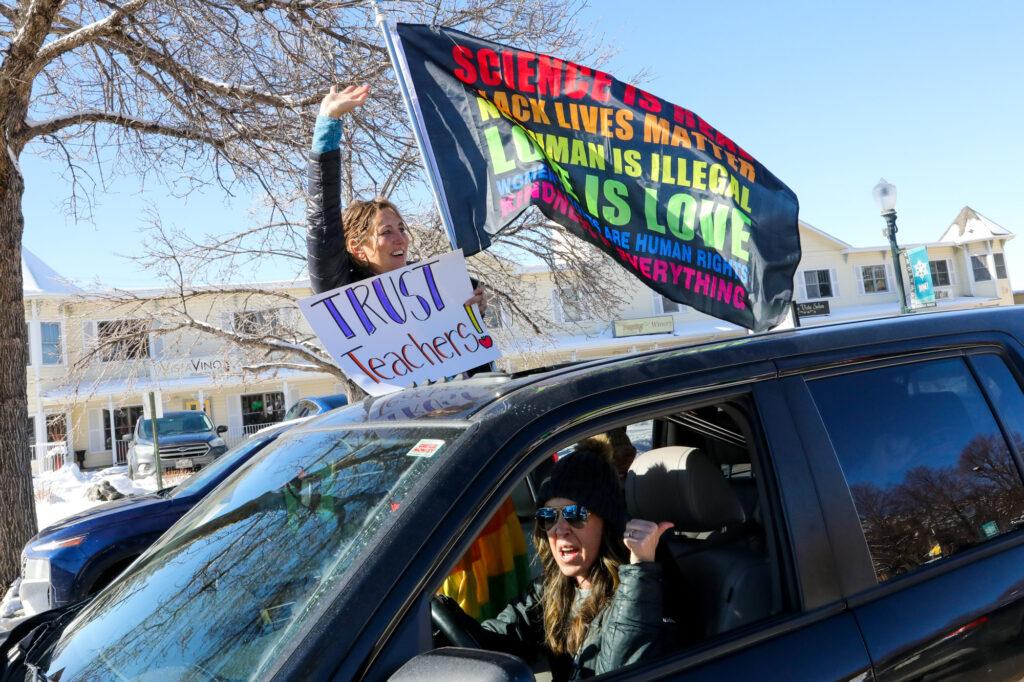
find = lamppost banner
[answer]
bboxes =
[393,23,801,332]
[905,245,936,308]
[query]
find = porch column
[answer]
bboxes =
[197,389,206,413]
[143,390,165,418]
[33,410,46,461]
[107,396,117,466]
[962,247,976,297]
[64,409,73,454]
[282,381,295,410]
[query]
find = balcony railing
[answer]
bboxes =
[224,421,282,449]
[29,441,67,475]
[115,439,129,465]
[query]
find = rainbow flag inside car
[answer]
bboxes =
[439,498,531,620]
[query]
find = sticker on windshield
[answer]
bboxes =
[407,439,445,457]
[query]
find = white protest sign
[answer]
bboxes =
[298,250,501,396]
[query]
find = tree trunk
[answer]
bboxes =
[0,149,37,588]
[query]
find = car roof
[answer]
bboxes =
[300,307,1023,431]
[309,394,349,408]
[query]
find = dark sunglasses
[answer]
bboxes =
[535,504,589,531]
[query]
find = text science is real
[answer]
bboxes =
[298,250,501,396]
[396,24,802,332]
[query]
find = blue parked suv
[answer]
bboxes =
[126,410,228,480]
[17,421,295,617]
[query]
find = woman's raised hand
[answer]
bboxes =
[464,284,489,318]
[319,84,370,119]
[623,519,674,564]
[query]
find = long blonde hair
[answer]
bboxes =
[342,197,411,266]
[534,520,625,656]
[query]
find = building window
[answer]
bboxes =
[41,322,62,365]
[241,392,286,427]
[25,322,30,367]
[46,414,67,443]
[859,265,889,294]
[484,298,510,330]
[103,406,144,451]
[234,309,286,336]
[929,260,952,287]
[994,253,1008,279]
[971,255,992,282]
[555,289,587,323]
[660,296,682,313]
[98,320,150,361]
[803,270,834,299]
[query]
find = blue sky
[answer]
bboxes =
[21,0,1024,289]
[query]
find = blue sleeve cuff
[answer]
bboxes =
[311,115,342,154]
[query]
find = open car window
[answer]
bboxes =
[422,396,791,678]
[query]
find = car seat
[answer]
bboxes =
[625,446,772,640]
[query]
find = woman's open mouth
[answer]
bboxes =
[557,544,581,562]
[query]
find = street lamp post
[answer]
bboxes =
[873,178,910,314]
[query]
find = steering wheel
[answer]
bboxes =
[430,595,483,649]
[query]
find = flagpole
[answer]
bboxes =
[371,3,460,251]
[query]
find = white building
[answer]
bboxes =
[23,205,1015,470]
[493,206,1015,369]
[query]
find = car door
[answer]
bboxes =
[608,380,870,681]
[786,345,1024,682]
[348,359,873,682]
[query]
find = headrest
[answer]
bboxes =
[625,446,746,531]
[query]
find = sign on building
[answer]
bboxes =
[613,316,674,338]
[795,300,830,318]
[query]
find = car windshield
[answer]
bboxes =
[168,432,276,500]
[282,401,310,421]
[139,413,214,438]
[35,424,462,680]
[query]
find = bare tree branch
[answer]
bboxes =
[28,0,149,79]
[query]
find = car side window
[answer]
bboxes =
[808,357,1024,582]
[970,354,1024,449]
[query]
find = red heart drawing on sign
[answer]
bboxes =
[479,336,494,349]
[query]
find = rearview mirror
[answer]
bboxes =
[389,648,532,682]
[216,425,228,434]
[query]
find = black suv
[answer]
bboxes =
[7,307,1024,681]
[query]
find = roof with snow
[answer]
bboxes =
[23,247,82,296]
[939,206,1014,244]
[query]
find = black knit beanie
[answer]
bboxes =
[538,444,627,535]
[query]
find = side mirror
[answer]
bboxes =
[389,648,532,682]
[216,425,228,434]
[121,433,133,441]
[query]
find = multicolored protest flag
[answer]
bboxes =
[391,24,801,331]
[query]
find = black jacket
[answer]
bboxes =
[306,149,485,297]
[306,149,375,294]
[474,563,666,680]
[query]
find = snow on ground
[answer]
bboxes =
[33,464,170,533]
[1,467,177,633]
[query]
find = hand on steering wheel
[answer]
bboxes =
[430,595,483,649]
